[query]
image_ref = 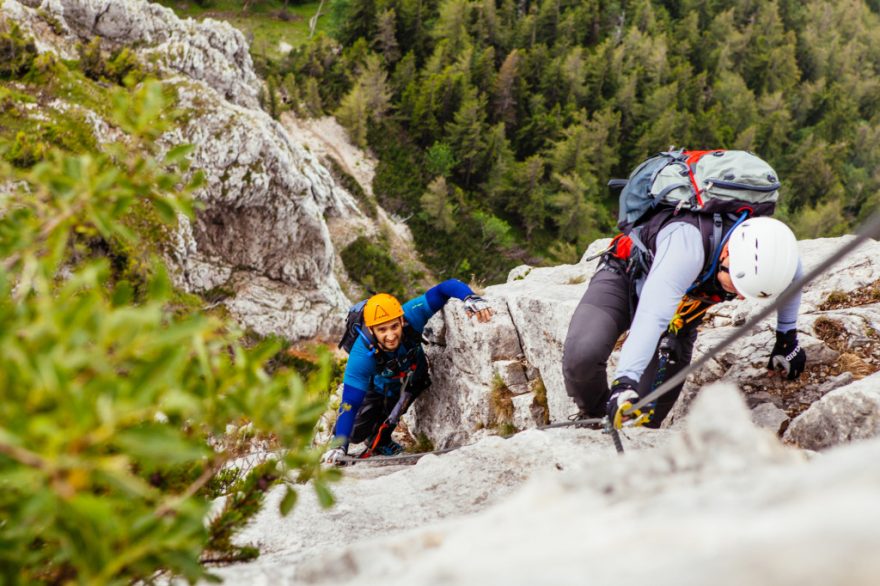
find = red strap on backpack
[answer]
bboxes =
[683,150,724,207]
[610,233,633,260]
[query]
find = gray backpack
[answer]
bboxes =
[611,149,780,233]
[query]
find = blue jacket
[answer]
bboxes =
[333,279,474,447]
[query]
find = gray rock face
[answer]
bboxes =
[213,385,880,586]
[164,84,355,339]
[408,239,610,445]
[44,0,261,108]
[751,402,790,435]
[4,0,365,341]
[214,401,672,584]
[411,237,880,448]
[784,370,880,450]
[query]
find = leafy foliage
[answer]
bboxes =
[280,0,880,282]
[0,81,337,584]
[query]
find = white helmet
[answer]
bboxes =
[727,217,799,300]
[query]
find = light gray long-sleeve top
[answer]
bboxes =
[614,221,802,383]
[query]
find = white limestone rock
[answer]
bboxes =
[407,297,524,448]
[784,370,880,450]
[212,384,880,586]
[412,236,880,448]
[157,80,355,340]
[492,358,529,389]
[751,402,790,435]
[43,0,261,108]
[212,424,668,584]
[796,236,880,311]
[815,371,855,395]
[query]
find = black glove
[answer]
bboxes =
[606,377,642,429]
[768,329,806,380]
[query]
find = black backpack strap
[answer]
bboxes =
[709,212,723,265]
[626,226,655,278]
[687,211,750,295]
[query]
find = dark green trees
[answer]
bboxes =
[284,0,880,283]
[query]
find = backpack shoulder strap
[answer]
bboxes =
[686,211,750,295]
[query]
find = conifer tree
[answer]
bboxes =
[375,8,401,63]
[785,136,847,212]
[549,172,608,248]
[515,154,549,240]
[474,0,501,48]
[742,1,799,95]
[549,113,591,178]
[336,84,369,147]
[420,175,457,232]
[333,0,378,47]
[751,91,790,160]
[281,73,301,115]
[426,141,458,177]
[446,89,488,186]
[303,77,324,117]
[434,0,473,55]
[560,46,588,105]
[360,54,393,121]
[493,49,521,128]
[266,74,280,120]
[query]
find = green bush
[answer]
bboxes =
[5,130,48,168]
[0,80,337,584]
[340,235,406,299]
[78,37,105,81]
[106,47,146,85]
[79,37,146,86]
[0,22,37,79]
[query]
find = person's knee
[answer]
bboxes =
[563,331,610,384]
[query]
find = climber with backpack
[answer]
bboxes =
[322,280,493,464]
[562,149,806,429]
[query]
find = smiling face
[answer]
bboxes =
[717,244,745,300]
[371,317,404,351]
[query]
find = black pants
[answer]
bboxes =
[562,262,700,427]
[350,391,399,446]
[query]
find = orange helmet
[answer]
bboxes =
[363,293,404,327]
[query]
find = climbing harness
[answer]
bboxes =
[668,297,710,335]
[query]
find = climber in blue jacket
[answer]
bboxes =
[323,279,493,463]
